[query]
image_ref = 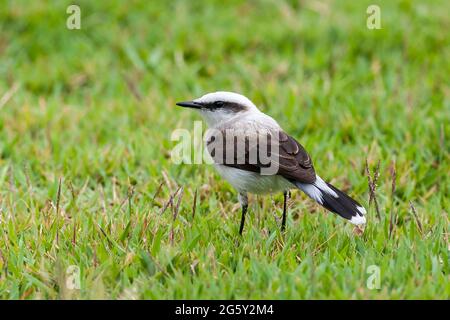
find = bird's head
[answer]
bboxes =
[176,91,259,126]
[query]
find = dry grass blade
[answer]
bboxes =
[67,180,77,202]
[365,159,381,219]
[56,177,62,216]
[127,183,135,217]
[160,185,182,215]
[365,159,373,204]
[389,160,397,239]
[123,73,143,101]
[162,170,175,193]
[192,188,197,220]
[160,196,173,215]
[98,224,113,246]
[170,187,184,245]
[96,224,126,253]
[409,201,423,235]
[173,186,184,220]
[72,220,77,246]
[443,211,450,251]
[374,160,380,187]
[151,181,164,205]
[373,160,381,218]
[0,82,20,109]
[53,177,63,246]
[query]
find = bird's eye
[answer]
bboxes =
[214,101,225,108]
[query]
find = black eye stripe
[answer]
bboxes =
[204,101,247,112]
[204,101,226,108]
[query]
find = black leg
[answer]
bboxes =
[238,193,248,235]
[282,191,289,231]
[239,203,248,235]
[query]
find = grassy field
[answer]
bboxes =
[0,0,448,299]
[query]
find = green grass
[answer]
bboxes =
[0,0,449,299]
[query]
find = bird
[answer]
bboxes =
[176,91,366,235]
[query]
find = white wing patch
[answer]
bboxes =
[298,182,324,204]
[297,175,338,204]
[313,175,338,198]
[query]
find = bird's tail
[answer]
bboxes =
[294,175,366,225]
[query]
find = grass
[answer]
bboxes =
[0,0,448,299]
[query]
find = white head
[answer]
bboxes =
[176,91,259,126]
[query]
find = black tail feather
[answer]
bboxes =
[295,176,366,225]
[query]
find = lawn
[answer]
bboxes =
[0,0,448,299]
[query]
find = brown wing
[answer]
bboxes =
[206,129,316,184]
[276,131,316,183]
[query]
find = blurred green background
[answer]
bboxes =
[0,0,448,299]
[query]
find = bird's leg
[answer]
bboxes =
[238,193,248,235]
[281,191,289,231]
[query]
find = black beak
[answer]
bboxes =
[176,101,202,109]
